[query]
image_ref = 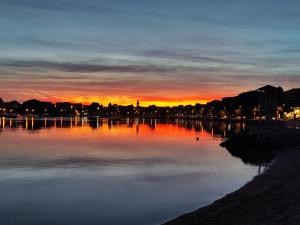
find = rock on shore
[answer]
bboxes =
[220,127,300,165]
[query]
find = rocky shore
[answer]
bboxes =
[163,126,300,225]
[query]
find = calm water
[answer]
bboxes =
[0,118,259,225]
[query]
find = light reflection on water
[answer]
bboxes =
[0,118,257,225]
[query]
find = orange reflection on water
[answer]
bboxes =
[1,118,241,142]
[0,118,250,178]
[0,118,228,155]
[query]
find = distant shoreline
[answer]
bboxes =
[163,127,300,225]
[2,115,300,122]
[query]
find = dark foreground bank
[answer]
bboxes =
[163,126,300,225]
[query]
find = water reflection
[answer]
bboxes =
[223,144,275,173]
[0,117,277,168]
[0,117,246,140]
[0,117,260,225]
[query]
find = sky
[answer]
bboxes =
[1,0,300,106]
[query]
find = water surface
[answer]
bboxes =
[0,118,259,225]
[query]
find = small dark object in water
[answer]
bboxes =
[196,137,199,141]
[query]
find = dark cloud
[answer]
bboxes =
[0,58,259,75]
[141,49,230,64]
[0,60,174,73]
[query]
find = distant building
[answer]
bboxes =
[285,88,300,107]
[135,100,140,116]
[257,85,284,119]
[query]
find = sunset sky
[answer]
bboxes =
[1,0,300,106]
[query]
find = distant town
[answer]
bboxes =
[1,85,300,120]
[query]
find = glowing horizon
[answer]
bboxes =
[2,95,211,107]
[46,97,210,107]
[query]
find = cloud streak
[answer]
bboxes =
[0,59,175,73]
